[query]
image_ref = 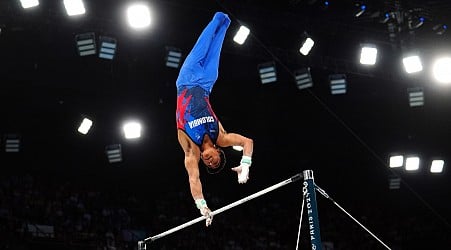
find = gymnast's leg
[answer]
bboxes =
[185,12,229,67]
[203,13,231,85]
[176,12,230,90]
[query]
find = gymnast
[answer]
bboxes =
[175,12,254,227]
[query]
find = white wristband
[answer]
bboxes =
[240,156,252,167]
[195,199,207,209]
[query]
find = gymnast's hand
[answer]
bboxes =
[200,206,213,227]
[231,164,250,184]
[232,156,252,184]
[195,199,213,226]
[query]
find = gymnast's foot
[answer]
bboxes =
[214,12,230,24]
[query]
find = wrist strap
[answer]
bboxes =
[240,155,252,167]
[195,199,207,209]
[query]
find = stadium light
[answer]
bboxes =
[123,121,142,139]
[408,87,424,107]
[98,36,117,60]
[105,144,122,163]
[432,57,451,84]
[294,68,313,90]
[127,3,151,29]
[430,159,444,173]
[77,117,93,135]
[75,32,96,56]
[405,156,420,171]
[165,47,182,68]
[233,25,250,45]
[388,176,401,190]
[329,74,347,95]
[299,32,314,56]
[20,0,39,9]
[403,55,423,74]
[389,155,404,168]
[63,0,86,16]
[258,62,277,84]
[4,134,21,153]
[360,44,378,65]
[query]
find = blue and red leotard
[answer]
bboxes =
[176,12,231,146]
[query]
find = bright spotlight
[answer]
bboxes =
[430,160,444,173]
[123,121,142,139]
[432,57,451,84]
[127,4,151,29]
[403,55,423,74]
[360,44,378,65]
[77,118,93,135]
[20,0,39,9]
[299,37,314,56]
[233,25,250,45]
[405,156,420,171]
[63,0,86,16]
[389,155,404,168]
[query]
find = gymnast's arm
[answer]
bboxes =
[177,130,204,200]
[217,122,253,157]
[184,152,203,200]
[178,131,213,226]
[217,123,254,183]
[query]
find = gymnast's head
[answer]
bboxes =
[201,146,226,174]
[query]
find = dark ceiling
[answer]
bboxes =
[1,0,451,246]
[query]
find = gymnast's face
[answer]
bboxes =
[201,148,221,169]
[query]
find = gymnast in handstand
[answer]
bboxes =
[176,12,254,227]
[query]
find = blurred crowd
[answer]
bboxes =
[0,172,449,249]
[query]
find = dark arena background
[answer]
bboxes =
[1,0,451,249]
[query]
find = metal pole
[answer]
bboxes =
[315,184,392,250]
[295,186,306,250]
[303,170,323,250]
[139,173,303,248]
